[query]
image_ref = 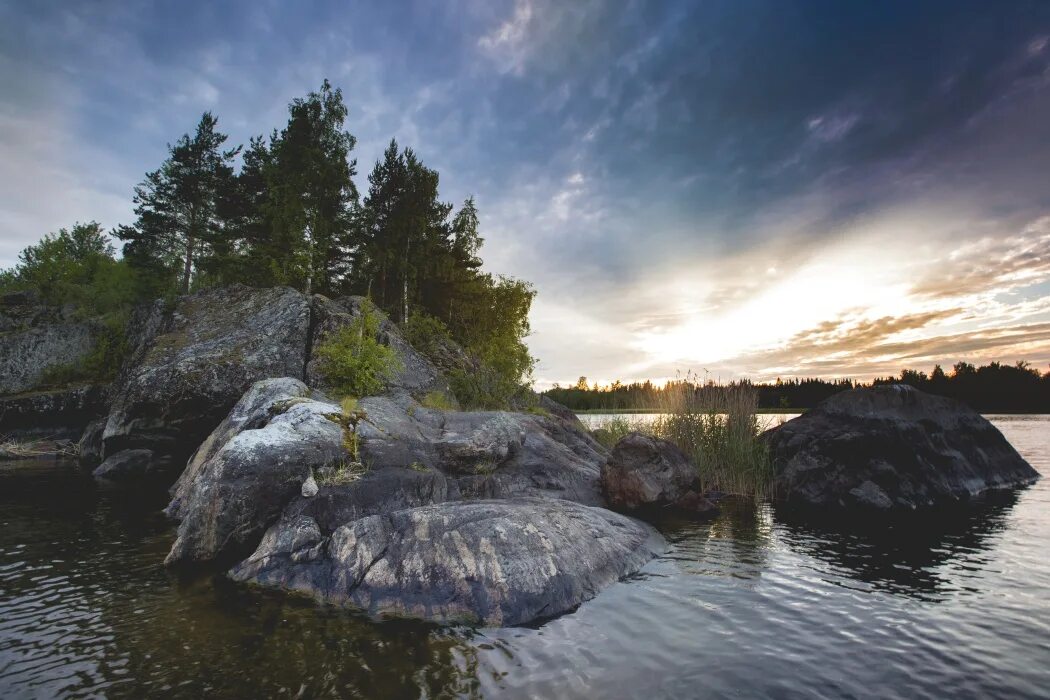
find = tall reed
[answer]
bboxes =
[650,374,773,498]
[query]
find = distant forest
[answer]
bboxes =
[545,361,1050,413]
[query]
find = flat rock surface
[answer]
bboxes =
[768,384,1040,509]
[356,394,609,505]
[230,498,662,626]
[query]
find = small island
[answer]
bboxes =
[2,3,1050,692]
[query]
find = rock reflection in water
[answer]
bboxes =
[772,489,1025,599]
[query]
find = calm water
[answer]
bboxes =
[1,415,1048,699]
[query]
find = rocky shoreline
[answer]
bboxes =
[0,284,1040,626]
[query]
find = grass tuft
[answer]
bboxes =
[649,374,773,498]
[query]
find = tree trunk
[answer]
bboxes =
[402,238,410,324]
[182,234,194,294]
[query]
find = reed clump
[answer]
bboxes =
[591,415,639,450]
[650,374,773,498]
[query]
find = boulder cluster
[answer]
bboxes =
[0,284,1039,626]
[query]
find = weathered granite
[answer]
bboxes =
[230,498,662,626]
[164,379,351,565]
[602,432,718,514]
[98,285,312,475]
[768,384,1040,510]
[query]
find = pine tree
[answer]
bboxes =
[117,112,239,294]
[266,80,359,295]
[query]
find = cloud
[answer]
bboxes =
[477,0,535,75]
[911,217,1050,299]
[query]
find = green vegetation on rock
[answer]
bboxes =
[315,301,401,398]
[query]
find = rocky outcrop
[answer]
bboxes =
[0,321,100,396]
[168,385,611,566]
[306,295,455,403]
[164,380,656,625]
[165,378,350,565]
[355,394,608,505]
[0,384,109,439]
[93,448,156,480]
[768,384,1040,510]
[602,433,718,514]
[230,498,661,626]
[98,285,312,477]
[0,291,109,438]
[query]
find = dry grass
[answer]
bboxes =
[650,375,773,498]
[0,437,79,460]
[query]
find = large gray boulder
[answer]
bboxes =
[165,379,350,565]
[166,385,610,567]
[99,285,312,476]
[306,295,455,403]
[355,394,608,505]
[230,498,662,626]
[602,432,717,514]
[768,385,1040,510]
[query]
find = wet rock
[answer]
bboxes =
[78,418,107,468]
[230,498,662,626]
[165,380,351,565]
[602,432,717,514]
[99,285,312,474]
[93,448,155,480]
[768,384,1041,510]
[306,295,455,404]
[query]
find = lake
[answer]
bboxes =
[1,414,1048,698]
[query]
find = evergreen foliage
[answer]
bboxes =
[3,80,538,403]
[545,362,1050,414]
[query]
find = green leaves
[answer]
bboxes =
[314,302,402,398]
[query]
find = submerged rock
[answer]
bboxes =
[602,433,718,514]
[99,285,312,475]
[165,379,351,565]
[230,498,662,626]
[768,384,1040,510]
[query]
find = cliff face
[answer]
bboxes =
[0,291,109,437]
[0,291,103,395]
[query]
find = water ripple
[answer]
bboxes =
[1,418,1049,698]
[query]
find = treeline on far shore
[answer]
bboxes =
[544,361,1050,414]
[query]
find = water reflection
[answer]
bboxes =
[772,490,1025,600]
[652,498,774,581]
[0,459,484,698]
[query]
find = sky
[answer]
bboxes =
[2,0,1050,388]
